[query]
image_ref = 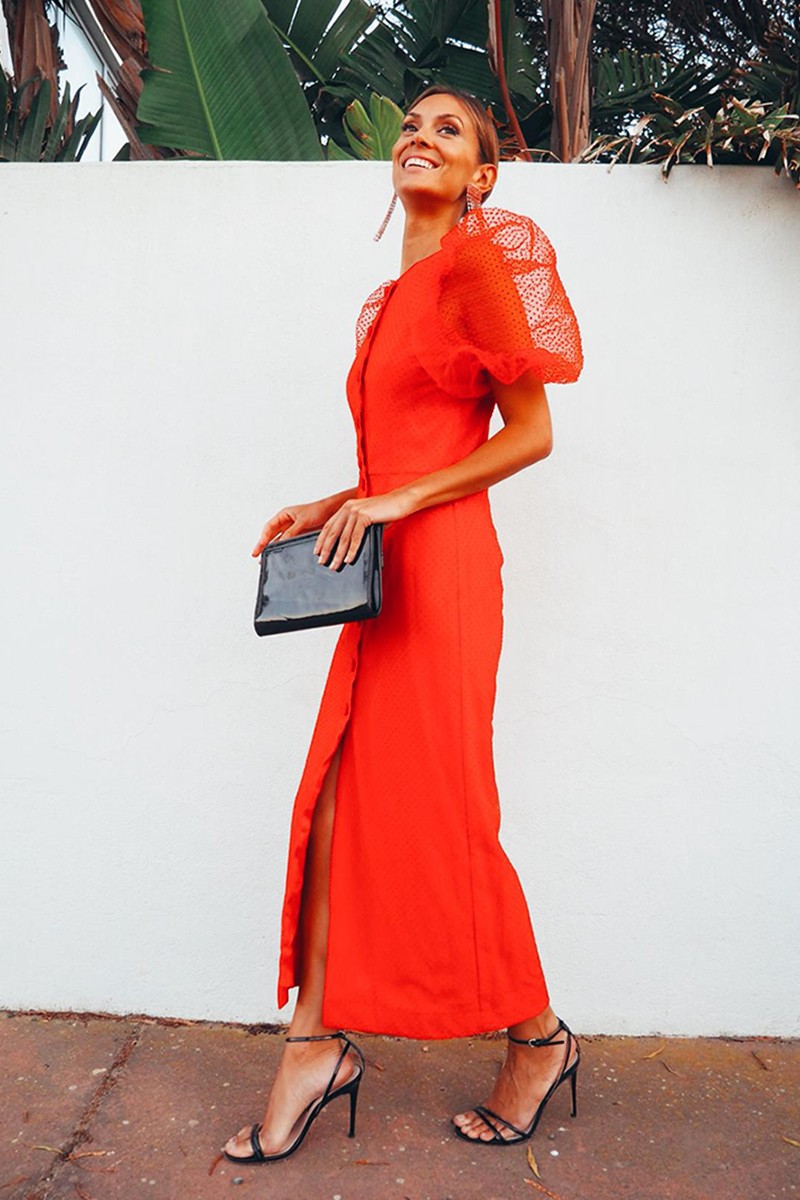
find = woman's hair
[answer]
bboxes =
[407,85,500,201]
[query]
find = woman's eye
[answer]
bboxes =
[400,121,458,135]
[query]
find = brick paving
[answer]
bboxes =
[2,1011,798,1200]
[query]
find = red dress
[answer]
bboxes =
[276,206,584,1039]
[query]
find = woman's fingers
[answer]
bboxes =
[314,511,346,565]
[313,518,340,560]
[252,511,293,556]
[317,511,367,571]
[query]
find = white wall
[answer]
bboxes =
[1,160,798,1037]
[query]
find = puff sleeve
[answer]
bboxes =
[427,206,584,398]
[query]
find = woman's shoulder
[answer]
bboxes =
[433,205,584,388]
[438,205,559,281]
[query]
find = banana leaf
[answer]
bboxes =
[137,0,322,159]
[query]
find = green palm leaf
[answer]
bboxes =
[342,94,404,160]
[137,0,322,159]
[263,0,374,84]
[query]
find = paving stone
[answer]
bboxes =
[0,1011,137,1200]
[1,1014,797,1200]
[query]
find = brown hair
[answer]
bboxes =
[407,85,500,202]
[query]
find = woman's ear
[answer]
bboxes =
[472,162,498,198]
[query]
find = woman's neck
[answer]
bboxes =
[399,201,466,275]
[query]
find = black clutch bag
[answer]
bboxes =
[254,524,384,637]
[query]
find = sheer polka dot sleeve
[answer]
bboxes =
[430,207,585,397]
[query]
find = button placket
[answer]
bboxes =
[354,279,399,495]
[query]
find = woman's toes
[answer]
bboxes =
[224,1126,253,1157]
[453,1108,484,1134]
[454,1110,493,1140]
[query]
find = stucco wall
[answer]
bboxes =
[1,159,797,1035]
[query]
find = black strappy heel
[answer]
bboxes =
[452,1015,580,1147]
[222,1030,365,1165]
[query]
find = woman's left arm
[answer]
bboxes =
[313,368,552,570]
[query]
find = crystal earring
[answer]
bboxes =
[466,182,483,212]
[374,192,398,242]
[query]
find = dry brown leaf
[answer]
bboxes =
[751,1049,771,1071]
[527,1144,542,1179]
[31,1144,62,1154]
[524,1178,564,1199]
[76,1157,124,1176]
[782,1135,800,1148]
[354,1158,391,1165]
[642,1041,667,1059]
[68,1150,109,1161]
[661,1059,681,1076]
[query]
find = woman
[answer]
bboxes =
[223,85,584,1164]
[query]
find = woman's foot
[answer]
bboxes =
[223,1033,361,1159]
[452,1012,580,1143]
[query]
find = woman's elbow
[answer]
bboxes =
[539,429,554,460]
[523,427,553,464]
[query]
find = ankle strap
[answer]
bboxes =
[285,1030,347,1043]
[508,1017,568,1047]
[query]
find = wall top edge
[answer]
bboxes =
[0,160,775,175]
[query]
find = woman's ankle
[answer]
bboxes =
[507,1004,561,1043]
[286,1004,339,1041]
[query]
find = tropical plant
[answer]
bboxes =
[327,93,406,162]
[309,0,546,159]
[0,0,101,161]
[5,0,797,186]
[125,0,545,162]
[580,14,800,187]
[0,72,100,160]
[134,0,321,159]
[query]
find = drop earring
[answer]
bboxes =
[466,183,483,212]
[374,192,398,242]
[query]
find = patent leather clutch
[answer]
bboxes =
[254,524,384,637]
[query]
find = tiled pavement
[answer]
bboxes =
[2,1011,798,1200]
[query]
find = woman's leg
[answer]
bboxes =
[224,737,359,1159]
[452,1006,580,1141]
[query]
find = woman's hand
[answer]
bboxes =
[313,491,417,570]
[252,497,343,558]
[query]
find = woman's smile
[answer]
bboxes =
[402,155,439,170]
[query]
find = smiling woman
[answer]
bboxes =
[224,85,585,1170]
[397,85,500,190]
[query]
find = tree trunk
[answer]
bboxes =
[541,0,596,161]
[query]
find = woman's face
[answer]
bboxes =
[391,93,496,212]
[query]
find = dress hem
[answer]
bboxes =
[313,992,553,1041]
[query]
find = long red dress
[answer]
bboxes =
[276,206,584,1039]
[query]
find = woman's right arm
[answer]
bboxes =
[251,486,359,557]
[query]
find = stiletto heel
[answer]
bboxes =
[347,1074,360,1137]
[223,1030,365,1165]
[453,1015,581,1147]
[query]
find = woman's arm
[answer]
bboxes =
[402,369,552,515]
[312,368,552,569]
